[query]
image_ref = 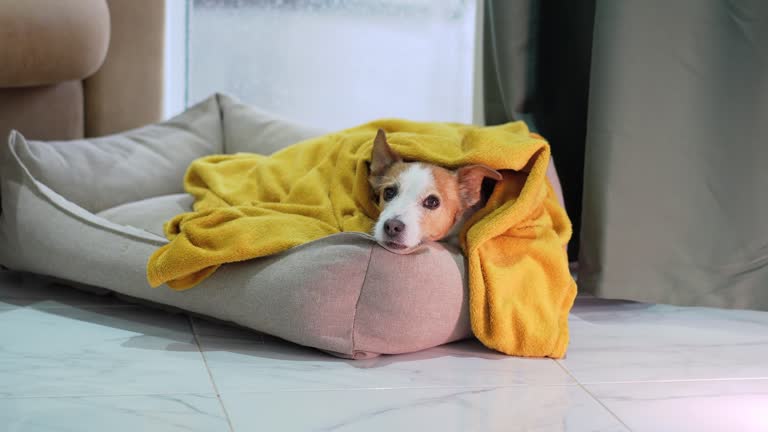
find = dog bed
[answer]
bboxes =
[0,94,471,359]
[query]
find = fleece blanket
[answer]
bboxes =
[147,119,577,357]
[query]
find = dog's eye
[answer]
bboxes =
[382,186,398,202]
[423,195,440,210]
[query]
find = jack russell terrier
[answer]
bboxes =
[368,128,503,251]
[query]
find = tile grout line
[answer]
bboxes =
[561,376,768,385]
[0,383,597,400]
[553,360,635,432]
[0,392,221,400]
[188,316,237,432]
[167,382,584,395]
[5,375,767,399]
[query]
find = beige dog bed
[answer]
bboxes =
[0,94,471,359]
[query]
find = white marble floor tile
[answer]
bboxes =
[587,379,768,432]
[221,386,628,432]
[0,271,123,309]
[0,306,214,397]
[0,394,229,432]
[559,296,768,383]
[192,318,576,392]
[191,316,266,343]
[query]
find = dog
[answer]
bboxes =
[368,129,502,251]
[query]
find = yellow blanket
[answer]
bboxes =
[147,119,577,358]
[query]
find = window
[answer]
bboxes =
[178,0,477,130]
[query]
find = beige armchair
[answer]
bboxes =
[0,0,165,141]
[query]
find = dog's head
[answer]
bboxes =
[368,129,502,250]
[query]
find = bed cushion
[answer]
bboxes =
[0,93,472,358]
[96,194,195,237]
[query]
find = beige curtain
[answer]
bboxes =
[484,0,768,309]
[579,0,768,310]
[483,0,595,262]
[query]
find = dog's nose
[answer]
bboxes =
[384,219,405,237]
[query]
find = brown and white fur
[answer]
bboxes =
[368,129,502,251]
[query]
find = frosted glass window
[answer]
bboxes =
[188,0,477,130]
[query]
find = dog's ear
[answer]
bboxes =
[370,129,401,175]
[457,164,503,208]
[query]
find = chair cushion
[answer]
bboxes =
[0,93,471,358]
[0,0,110,87]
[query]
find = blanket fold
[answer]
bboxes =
[147,119,577,357]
